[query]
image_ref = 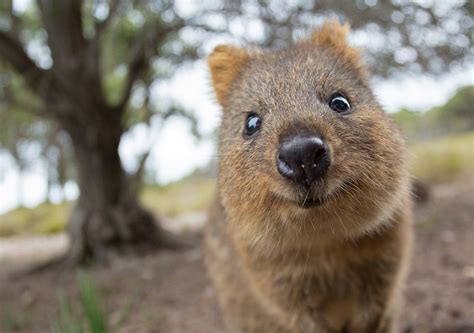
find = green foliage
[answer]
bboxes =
[51,272,107,333]
[390,108,423,142]
[410,132,474,184]
[0,66,76,195]
[0,203,71,237]
[429,85,474,133]
[392,85,474,142]
[142,177,216,217]
[1,1,200,201]
[0,69,43,162]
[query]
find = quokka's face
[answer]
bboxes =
[210,22,408,231]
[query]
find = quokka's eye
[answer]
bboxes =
[244,113,262,137]
[329,92,351,114]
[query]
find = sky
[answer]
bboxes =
[0,0,473,213]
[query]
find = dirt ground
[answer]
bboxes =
[0,174,473,333]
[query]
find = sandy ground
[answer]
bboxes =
[0,174,473,333]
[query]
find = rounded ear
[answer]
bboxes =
[311,20,368,79]
[311,20,350,48]
[208,45,250,106]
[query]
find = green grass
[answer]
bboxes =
[0,203,72,237]
[1,308,31,332]
[51,271,107,333]
[142,177,215,217]
[77,271,107,333]
[51,292,83,333]
[410,132,474,184]
[0,177,216,238]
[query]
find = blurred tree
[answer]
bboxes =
[205,0,473,77]
[0,66,75,204]
[390,108,423,142]
[41,126,75,202]
[430,85,474,133]
[391,85,474,141]
[0,0,200,264]
[0,0,471,265]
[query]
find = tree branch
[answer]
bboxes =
[115,19,185,112]
[0,31,50,95]
[36,0,108,114]
[37,0,87,71]
[94,0,120,40]
[87,0,122,106]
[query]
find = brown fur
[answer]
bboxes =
[208,45,251,105]
[205,21,413,333]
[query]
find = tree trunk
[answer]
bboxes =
[63,110,182,265]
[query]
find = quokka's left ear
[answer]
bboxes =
[208,45,250,106]
[311,20,350,48]
[310,20,368,79]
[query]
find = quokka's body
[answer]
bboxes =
[205,21,413,333]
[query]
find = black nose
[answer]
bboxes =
[277,136,330,186]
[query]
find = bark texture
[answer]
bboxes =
[64,113,179,264]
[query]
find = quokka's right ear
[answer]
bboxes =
[208,45,250,106]
[310,20,368,79]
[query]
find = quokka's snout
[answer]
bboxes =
[205,20,413,333]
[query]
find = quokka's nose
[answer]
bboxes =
[277,136,330,186]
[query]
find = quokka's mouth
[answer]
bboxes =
[298,196,326,208]
[295,179,353,209]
